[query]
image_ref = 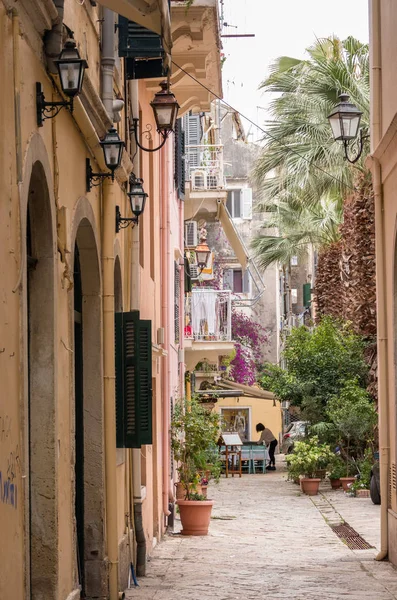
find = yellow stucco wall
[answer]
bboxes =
[214,396,282,444]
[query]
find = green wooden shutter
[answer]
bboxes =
[115,311,153,448]
[118,16,168,80]
[303,283,312,308]
[174,119,185,200]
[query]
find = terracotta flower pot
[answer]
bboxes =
[177,499,214,535]
[300,477,321,496]
[201,485,208,498]
[340,476,356,491]
[330,478,342,490]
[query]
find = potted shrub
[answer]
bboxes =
[171,396,221,535]
[328,456,345,489]
[286,437,334,496]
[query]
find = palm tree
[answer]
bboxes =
[252,194,342,271]
[253,35,369,269]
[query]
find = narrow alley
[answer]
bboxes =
[126,465,397,600]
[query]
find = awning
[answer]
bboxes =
[196,389,243,399]
[218,203,249,270]
[218,380,275,400]
[98,0,172,58]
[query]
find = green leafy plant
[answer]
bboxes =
[328,456,346,480]
[326,379,377,474]
[286,436,334,479]
[171,396,221,500]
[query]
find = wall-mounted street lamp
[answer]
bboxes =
[36,40,88,127]
[327,93,367,164]
[195,239,211,272]
[86,128,125,192]
[131,81,179,153]
[116,174,148,233]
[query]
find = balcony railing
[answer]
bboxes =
[184,289,232,342]
[185,144,225,191]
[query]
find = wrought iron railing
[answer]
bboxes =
[185,144,225,190]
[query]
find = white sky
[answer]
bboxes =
[221,0,369,141]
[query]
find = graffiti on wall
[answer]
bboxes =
[0,412,19,509]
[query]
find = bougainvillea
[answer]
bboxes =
[229,309,268,385]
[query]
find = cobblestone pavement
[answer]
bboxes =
[125,464,397,600]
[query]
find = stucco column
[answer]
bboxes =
[102,178,119,599]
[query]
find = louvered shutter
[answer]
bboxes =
[115,311,153,448]
[184,255,192,293]
[174,263,180,344]
[223,269,234,291]
[241,188,253,219]
[303,283,312,308]
[242,269,250,293]
[185,114,201,170]
[118,16,167,80]
[174,119,186,200]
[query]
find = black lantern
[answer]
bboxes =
[101,128,125,173]
[195,240,211,270]
[36,39,88,127]
[151,81,180,134]
[86,128,125,191]
[54,39,88,97]
[131,81,179,153]
[116,174,148,233]
[328,93,367,163]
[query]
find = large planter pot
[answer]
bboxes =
[340,476,356,491]
[330,478,342,490]
[300,477,321,496]
[177,500,214,535]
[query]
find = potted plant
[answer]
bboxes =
[286,437,334,496]
[328,456,345,489]
[171,396,221,535]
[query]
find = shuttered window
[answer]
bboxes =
[118,16,167,80]
[303,283,312,308]
[115,311,153,448]
[223,268,250,293]
[174,262,180,344]
[174,119,185,200]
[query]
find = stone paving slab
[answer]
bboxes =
[125,467,397,600]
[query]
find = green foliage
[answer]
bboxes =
[286,436,334,479]
[328,455,347,480]
[326,379,377,465]
[171,396,221,500]
[252,35,369,270]
[259,317,368,424]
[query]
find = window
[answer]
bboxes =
[291,256,298,266]
[291,288,298,304]
[223,268,250,294]
[226,188,253,219]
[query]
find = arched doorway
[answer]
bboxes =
[72,217,105,598]
[26,161,57,599]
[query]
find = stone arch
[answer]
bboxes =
[22,146,58,599]
[70,204,106,598]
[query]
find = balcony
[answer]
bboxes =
[185,289,232,342]
[186,144,225,191]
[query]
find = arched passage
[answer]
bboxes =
[72,216,106,598]
[26,160,58,599]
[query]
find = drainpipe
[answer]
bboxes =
[44,0,64,73]
[101,9,120,597]
[102,8,116,119]
[161,143,172,522]
[128,79,147,576]
[369,0,389,562]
